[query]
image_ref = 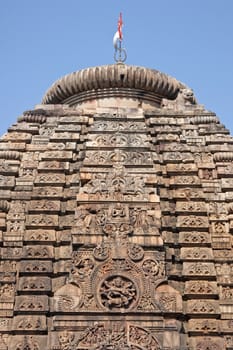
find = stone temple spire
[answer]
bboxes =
[0,62,233,350]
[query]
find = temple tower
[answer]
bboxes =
[0,63,233,350]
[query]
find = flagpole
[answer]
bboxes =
[113,13,127,63]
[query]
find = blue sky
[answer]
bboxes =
[0,0,233,135]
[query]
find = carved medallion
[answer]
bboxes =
[142,259,159,278]
[99,275,137,310]
[127,244,144,261]
[93,245,110,261]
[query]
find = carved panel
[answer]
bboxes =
[0,283,15,301]
[183,262,216,277]
[15,296,49,312]
[84,150,153,165]
[179,232,211,245]
[19,260,53,274]
[180,247,213,261]
[170,175,200,186]
[99,275,137,310]
[26,214,58,227]
[211,235,231,249]
[35,173,65,186]
[177,216,209,229]
[87,134,150,147]
[41,151,73,160]
[9,335,47,350]
[213,249,233,262]
[32,187,63,198]
[188,319,219,334]
[166,163,197,173]
[38,160,69,171]
[172,188,204,199]
[0,317,12,331]
[28,200,60,213]
[176,201,207,213]
[189,336,225,350]
[186,300,219,315]
[18,277,51,292]
[90,120,147,131]
[22,245,54,259]
[1,247,22,259]
[163,152,194,163]
[13,315,47,331]
[52,323,161,350]
[24,229,56,242]
[220,286,233,301]
[79,168,149,202]
[53,284,82,312]
[184,281,218,296]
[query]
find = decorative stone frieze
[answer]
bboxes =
[0,63,233,349]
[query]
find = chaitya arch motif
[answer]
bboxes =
[1,63,232,349]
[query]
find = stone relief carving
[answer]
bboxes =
[90,120,147,132]
[93,245,110,261]
[15,296,48,312]
[57,331,75,350]
[0,334,7,350]
[2,102,233,348]
[161,88,197,110]
[194,336,224,350]
[181,247,213,260]
[20,261,52,273]
[221,286,233,300]
[18,277,51,291]
[15,336,40,350]
[177,216,208,228]
[185,281,217,296]
[0,283,15,300]
[53,323,161,350]
[103,222,133,239]
[179,232,210,245]
[127,244,144,262]
[88,134,150,147]
[13,315,46,331]
[53,284,82,312]
[80,167,147,201]
[188,319,219,333]
[187,300,218,314]
[71,254,94,280]
[99,275,137,310]
[142,259,160,278]
[84,150,153,165]
[74,205,106,234]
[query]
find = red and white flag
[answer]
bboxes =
[118,12,123,40]
[113,13,123,49]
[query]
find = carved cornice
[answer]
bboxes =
[42,64,186,105]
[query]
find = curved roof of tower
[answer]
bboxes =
[42,64,187,106]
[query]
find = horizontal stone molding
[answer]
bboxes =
[0,151,21,160]
[214,152,233,162]
[42,64,186,105]
[190,115,219,124]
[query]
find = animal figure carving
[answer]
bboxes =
[161,88,197,109]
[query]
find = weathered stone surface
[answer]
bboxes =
[1,64,233,348]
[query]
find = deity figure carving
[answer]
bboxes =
[71,255,94,280]
[99,275,137,310]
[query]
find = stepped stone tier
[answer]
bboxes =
[0,63,233,350]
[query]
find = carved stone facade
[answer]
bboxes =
[0,63,233,349]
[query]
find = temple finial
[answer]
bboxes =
[113,12,127,63]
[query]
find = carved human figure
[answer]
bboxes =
[59,331,75,350]
[71,257,94,279]
[100,276,136,309]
